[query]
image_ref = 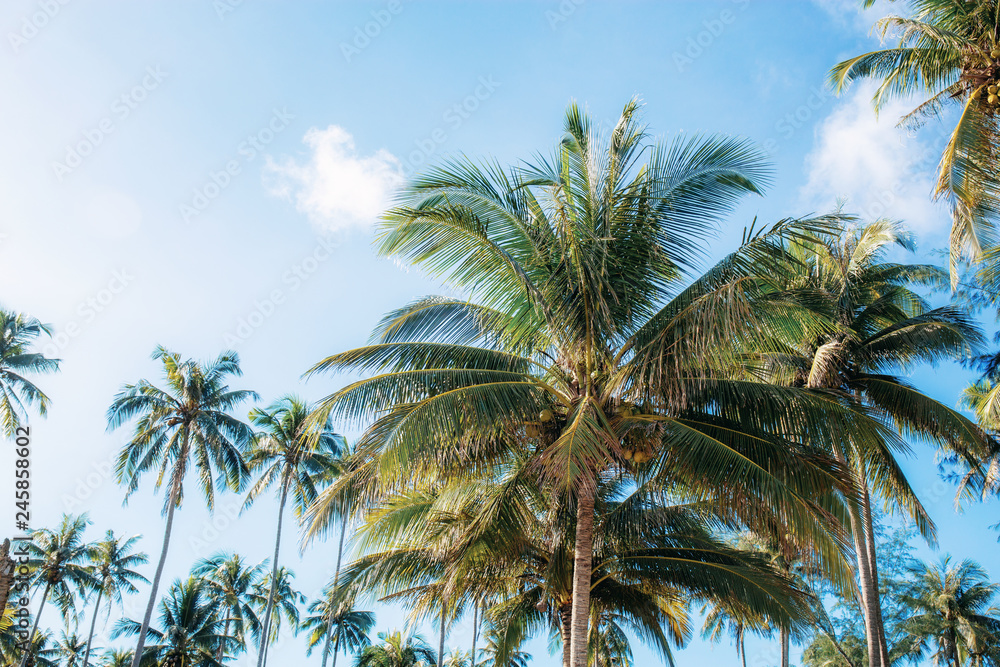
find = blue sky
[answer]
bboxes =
[1,1,997,665]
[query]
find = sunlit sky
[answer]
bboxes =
[1,1,997,665]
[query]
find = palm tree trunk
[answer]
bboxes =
[329,517,349,667]
[780,626,789,667]
[470,601,478,667]
[569,484,596,667]
[18,580,51,667]
[216,618,230,661]
[81,586,104,667]
[559,604,572,667]
[320,624,333,667]
[331,625,343,667]
[437,608,446,667]
[859,476,890,667]
[129,473,182,667]
[257,482,289,667]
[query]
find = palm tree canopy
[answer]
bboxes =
[107,346,257,512]
[90,530,149,610]
[354,631,436,667]
[0,307,59,436]
[830,0,1000,276]
[191,551,266,651]
[26,514,96,619]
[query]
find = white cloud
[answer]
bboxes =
[265,125,404,233]
[810,0,895,32]
[799,83,950,241]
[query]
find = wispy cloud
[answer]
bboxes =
[264,125,404,233]
[798,83,948,240]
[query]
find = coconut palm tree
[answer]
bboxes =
[243,395,343,667]
[81,531,148,667]
[442,650,470,667]
[191,552,265,661]
[897,556,1000,667]
[0,308,59,436]
[249,566,304,664]
[107,347,256,667]
[830,0,1000,278]
[760,218,989,667]
[354,631,436,667]
[338,462,816,667]
[302,584,374,667]
[304,99,892,667]
[112,577,237,667]
[52,630,87,667]
[478,636,530,667]
[701,600,771,667]
[20,514,95,667]
[98,649,133,667]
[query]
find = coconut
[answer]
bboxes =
[989,85,998,94]
[623,448,634,460]
[539,409,554,422]
[973,89,983,100]
[990,94,999,105]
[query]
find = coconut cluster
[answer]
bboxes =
[971,47,1000,106]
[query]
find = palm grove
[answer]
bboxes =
[6,5,1000,665]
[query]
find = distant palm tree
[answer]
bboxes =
[107,346,256,667]
[0,308,59,436]
[898,556,1000,667]
[478,636,530,667]
[52,630,87,667]
[442,649,471,667]
[250,566,304,664]
[192,552,265,660]
[830,0,1000,277]
[112,577,236,667]
[243,395,343,667]
[81,531,148,667]
[701,600,770,667]
[20,514,95,667]
[302,584,374,667]
[354,631,436,667]
[98,649,133,667]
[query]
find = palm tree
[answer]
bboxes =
[107,346,256,667]
[20,514,95,667]
[338,463,816,667]
[442,650,470,667]
[478,635,530,667]
[701,600,771,667]
[0,308,59,436]
[52,630,87,667]
[305,100,890,667]
[762,218,989,667]
[112,577,237,667]
[98,649,133,667]
[191,552,265,660]
[302,584,374,667]
[243,395,343,667]
[354,631,436,667]
[81,532,148,667]
[830,0,1000,278]
[249,566,304,664]
[897,556,1000,667]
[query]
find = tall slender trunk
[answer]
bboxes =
[860,475,890,667]
[329,517,349,667]
[437,607,446,667]
[741,639,747,667]
[780,626,789,667]
[216,617,230,661]
[257,483,289,667]
[18,580,51,667]
[81,586,104,667]
[950,626,960,667]
[470,602,478,667]
[559,604,572,667]
[320,625,332,667]
[569,485,595,667]
[129,468,183,667]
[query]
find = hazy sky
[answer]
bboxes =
[1,1,996,665]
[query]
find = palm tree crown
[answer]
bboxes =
[0,307,59,436]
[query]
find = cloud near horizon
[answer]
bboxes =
[265,125,405,233]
